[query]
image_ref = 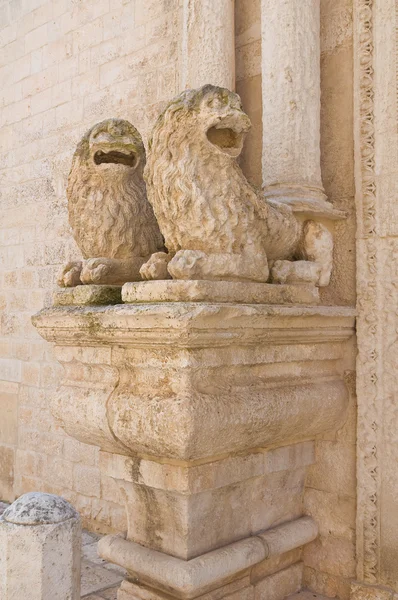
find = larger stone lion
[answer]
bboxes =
[141,85,333,286]
[58,118,164,287]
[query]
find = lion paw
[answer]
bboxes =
[80,258,113,285]
[140,252,172,281]
[58,261,83,287]
[168,250,206,280]
[271,260,322,285]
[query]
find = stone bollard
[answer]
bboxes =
[0,492,81,600]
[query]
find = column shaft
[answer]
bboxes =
[180,0,235,90]
[261,0,325,202]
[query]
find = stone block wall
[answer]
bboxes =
[0,0,266,534]
[0,5,358,598]
[0,0,182,532]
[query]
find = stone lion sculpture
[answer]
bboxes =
[58,118,164,287]
[141,85,333,286]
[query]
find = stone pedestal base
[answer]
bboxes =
[32,291,355,600]
[117,563,302,600]
[54,284,122,306]
[100,519,312,600]
[122,280,319,305]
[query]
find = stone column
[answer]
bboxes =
[260,0,327,209]
[180,0,235,90]
[0,493,81,600]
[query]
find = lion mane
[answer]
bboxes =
[144,85,300,261]
[67,118,164,260]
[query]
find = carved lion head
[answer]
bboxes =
[67,118,164,260]
[148,85,252,159]
[72,118,146,180]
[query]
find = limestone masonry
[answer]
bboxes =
[0,0,397,599]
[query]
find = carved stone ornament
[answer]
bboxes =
[141,85,341,287]
[58,118,164,288]
[36,85,356,600]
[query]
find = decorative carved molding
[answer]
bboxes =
[354,0,381,585]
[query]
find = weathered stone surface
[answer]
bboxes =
[354,0,398,591]
[253,562,303,600]
[119,577,252,600]
[32,303,355,461]
[258,517,318,560]
[32,290,355,598]
[54,285,122,306]
[58,119,164,287]
[350,582,396,600]
[303,565,351,600]
[99,520,315,600]
[0,494,81,600]
[180,0,235,91]
[3,491,77,525]
[122,280,319,305]
[80,559,123,597]
[287,592,333,600]
[0,0,376,598]
[261,0,324,199]
[143,85,339,287]
[31,297,354,595]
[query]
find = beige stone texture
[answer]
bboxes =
[0,446,15,503]
[0,0,181,532]
[235,0,262,188]
[251,548,303,584]
[33,302,354,462]
[353,0,398,592]
[0,0,357,550]
[299,3,358,595]
[122,280,319,305]
[180,0,235,91]
[54,285,123,306]
[319,0,356,308]
[287,593,336,600]
[261,0,324,199]
[253,562,303,600]
[59,118,164,287]
[350,582,397,600]
[3,0,398,598]
[99,522,313,599]
[118,577,253,600]
[303,567,352,600]
[0,492,81,599]
[33,291,353,597]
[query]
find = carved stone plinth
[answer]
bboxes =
[32,289,355,600]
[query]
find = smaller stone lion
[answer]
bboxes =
[141,85,333,286]
[58,119,164,287]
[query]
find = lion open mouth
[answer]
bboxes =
[94,150,137,167]
[206,127,244,157]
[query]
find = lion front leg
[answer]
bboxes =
[58,261,83,287]
[140,252,172,281]
[80,257,149,286]
[271,221,333,287]
[298,220,334,287]
[167,250,269,283]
